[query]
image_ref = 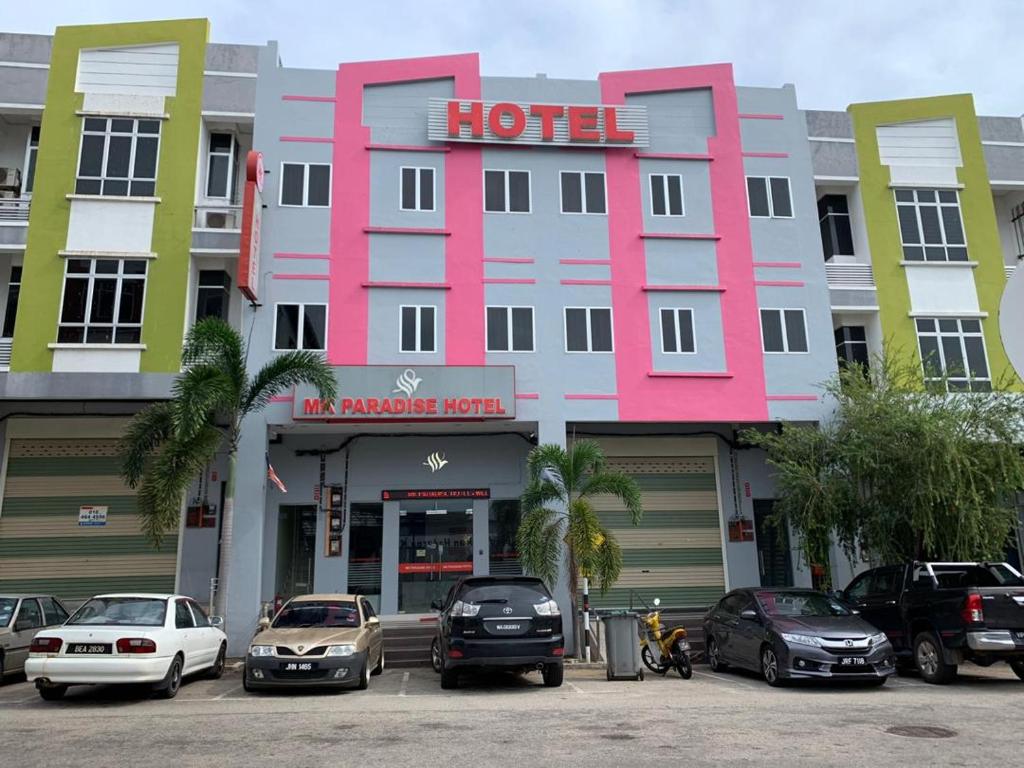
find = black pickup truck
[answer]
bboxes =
[838,562,1024,684]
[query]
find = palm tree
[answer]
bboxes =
[517,440,643,655]
[121,318,336,624]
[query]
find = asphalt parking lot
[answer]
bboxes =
[1,662,1020,767]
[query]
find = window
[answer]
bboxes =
[818,194,854,259]
[206,132,236,199]
[489,500,523,576]
[38,597,69,626]
[400,305,436,353]
[834,326,869,370]
[760,309,808,353]
[24,126,39,195]
[895,189,967,262]
[174,599,195,629]
[2,264,21,338]
[400,166,435,211]
[747,176,792,218]
[484,170,531,213]
[187,600,211,628]
[274,303,326,351]
[650,174,684,216]
[486,306,534,352]
[195,270,231,323]
[58,258,147,344]
[279,162,331,207]
[659,308,695,353]
[915,317,990,392]
[564,307,613,352]
[76,117,160,197]
[359,598,372,623]
[14,598,43,630]
[560,171,606,214]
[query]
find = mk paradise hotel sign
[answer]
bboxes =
[293,366,516,421]
[427,98,649,147]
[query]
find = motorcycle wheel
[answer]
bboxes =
[641,645,670,675]
[674,650,693,680]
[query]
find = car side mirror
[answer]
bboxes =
[210,616,224,629]
[740,609,759,622]
[366,616,380,626]
[430,599,442,611]
[256,617,270,633]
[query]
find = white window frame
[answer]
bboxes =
[271,302,328,352]
[22,125,39,197]
[74,116,161,198]
[399,166,436,212]
[746,176,793,219]
[915,317,991,391]
[278,162,332,208]
[399,304,437,354]
[659,307,696,354]
[759,307,809,354]
[56,258,148,345]
[205,131,236,201]
[894,188,968,262]
[485,305,535,352]
[563,306,614,353]
[483,169,532,214]
[649,173,685,217]
[559,171,607,215]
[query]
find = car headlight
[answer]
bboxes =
[249,645,274,657]
[868,632,888,646]
[780,633,824,648]
[326,644,357,657]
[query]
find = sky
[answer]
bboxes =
[7,0,1024,115]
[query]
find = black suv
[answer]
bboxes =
[431,576,564,689]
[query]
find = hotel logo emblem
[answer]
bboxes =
[423,452,449,472]
[393,368,423,397]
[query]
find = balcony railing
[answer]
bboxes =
[825,262,875,289]
[194,204,242,230]
[0,198,30,222]
[1007,264,1018,280]
[0,337,12,369]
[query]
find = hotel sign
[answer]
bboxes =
[293,365,516,421]
[428,98,649,147]
[238,150,264,302]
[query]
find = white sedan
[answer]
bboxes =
[25,593,227,700]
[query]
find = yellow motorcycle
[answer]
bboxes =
[639,598,693,679]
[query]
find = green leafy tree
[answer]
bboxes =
[121,318,336,622]
[744,355,1024,578]
[517,440,643,651]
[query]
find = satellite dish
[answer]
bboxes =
[1000,265,1024,379]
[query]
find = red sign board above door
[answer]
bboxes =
[382,489,491,501]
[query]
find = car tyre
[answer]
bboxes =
[1008,659,1024,681]
[706,637,727,672]
[440,664,459,690]
[430,637,442,674]
[913,632,956,685]
[542,662,563,688]
[155,654,184,699]
[356,658,370,690]
[207,644,226,679]
[372,648,385,676]
[38,683,68,701]
[761,645,784,687]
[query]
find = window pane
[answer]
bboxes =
[117,278,145,324]
[57,326,84,343]
[747,177,770,217]
[960,319,981,333]
[419,169,434,211]
[210,133,233,152]
[68,259,90,274]
[275,304,300,349]
[677,309,695,352]
[946,246,968,262]
[61,278,89,323]
[401,167,418,210]
[667,175,683,216]
[137,120,160,135]
[400,307,417,351]
[26,146,37,193]
[2,284,19,337]
[937,318,958,333]
[894,189,914,203]
[110,119,133,134]
[130,181,155,197]
[96,260,118,274]
[78,134,105,177]
[940,205,965,245]
[584,173,606,214]
[486,307,508,351]
[902,245,924,261]
[650,175,666,216]
[919,206,943,244]
[89,278,117,323]
[924,246,946,262]
[105,135,132,178]
[196,287,227,322]
[769,178,792,217]
[565,308,588,351]
[511,307,533,351]
[281,164,305,205]
[83,117,107,132]
[897,205,920,244]
[590,308,613,351]
[134,136,158,179]
[918,336,942,377]
[123,260,146,276]
[485,171,506,212]
[660,308,676,352]
[114,327,141,343]
[86,326,113,343]
[302,304,326,350]
[103,179,129,197]
[76,178,101,195]
[941,336,966,378]
[916,190,936,203]
[784,310,807,352]
[964,336,989,379]
[419,307,435,352]
[834,214,854,255]
[761,309,784,352]
[207,154,230,197]
[307,165,331,206]
[508,172,530,213]
[561,173,582,213]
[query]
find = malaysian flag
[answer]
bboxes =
[267,453,287,493]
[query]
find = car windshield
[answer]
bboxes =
[67,597,167,627]
[460,582,549,604]
[755,591,851,617]
[0,597,16,627]
[273,601,360,629]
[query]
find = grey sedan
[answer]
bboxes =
[1,595,71,681]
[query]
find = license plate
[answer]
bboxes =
[839,657,867,666]
[282,662,316,672]
[68,643,111,654]
[494,624,521,631]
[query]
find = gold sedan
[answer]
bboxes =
[243,594,384,691]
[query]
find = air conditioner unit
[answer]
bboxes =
[206,211,231,229]
[0,167,21,192]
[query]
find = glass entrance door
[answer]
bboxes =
[275,505,317,601]
[397,500,473,613]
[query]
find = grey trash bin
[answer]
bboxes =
[603,611,644,681]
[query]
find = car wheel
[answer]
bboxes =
[156,654,184,699]
[1010,660,1024,681]
[440,664,459,690]
[356,659,370,690]
[913,632,956,685]
[38,684,68,701]
[372,647,385,676]
[430,637,442,674]
[542,663,563,688]
[207,644,226,679]
[707,637,727,672]
[761,645,783,687]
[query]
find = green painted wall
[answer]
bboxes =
[850,94,1022,390]
[12,18,209,373]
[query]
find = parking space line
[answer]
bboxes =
[691,669,759,690]
[398,671,410,697]
[566,681,585,694]
[213,684,244,700]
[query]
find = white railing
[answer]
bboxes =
[193,204,242,230]
[0,337,12,369]
[825,262,875,289]
[0,198,30,222]
[1007,264,1018,279]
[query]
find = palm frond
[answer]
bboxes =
[120,402,175,488]
[579,470,643,525]
[243,351,337,416]
[526,443,570,481]
[171,363,238,441]
[516,505,562,587]
[181,318,247,396]
[520,478,564,514]
[566,439,604,490]
[590,530,624,594]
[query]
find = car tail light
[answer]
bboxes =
[961,593,984,624]
[447,648,464,659]
[450,600,480,618]
[552,646,564,657]
[30,637,63,654]
[117,638,157,654]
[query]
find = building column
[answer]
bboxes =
[536,417,575,655]
[472,498,489,576]
[380,500,400,615]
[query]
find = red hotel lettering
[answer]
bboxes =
[304,397,336,415]
[603,106,635,143]
[447,100,484,137]
[488,102,526,138]
[567,106,600,141]
[530,104,564,140]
